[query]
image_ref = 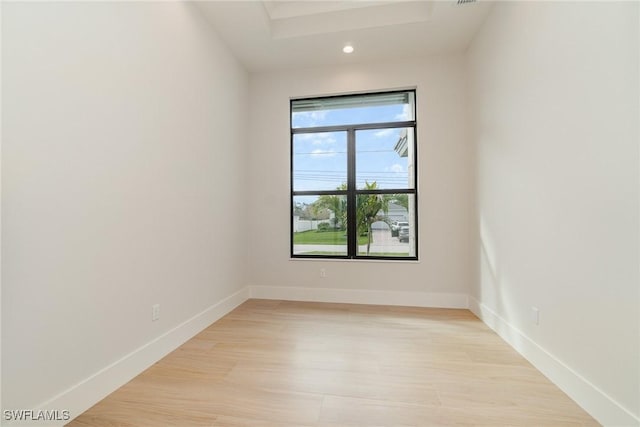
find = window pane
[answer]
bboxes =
[356,193,416,257]
[293,132,347,192]
[293,195,347,256]
[356,128,414,190]
[292,91,415,128]
[291,90,417,260]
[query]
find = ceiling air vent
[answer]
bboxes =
[457,0,477,4]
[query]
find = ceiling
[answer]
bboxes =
[195,0,494,72]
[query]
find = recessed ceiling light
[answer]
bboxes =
[342,45,354,54]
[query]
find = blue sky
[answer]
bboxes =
[292,104,412,194]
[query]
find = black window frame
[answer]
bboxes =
[290,89,418,260]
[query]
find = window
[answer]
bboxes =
[291,90,417,260]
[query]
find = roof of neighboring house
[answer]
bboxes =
[394,129,408,157]
[377,203,408,217]
[388,202,407,213]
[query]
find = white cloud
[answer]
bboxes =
[308,111,327,121]
[296,132,337,146]
[292,110,328,127]
[374,129,395,138]
[394,104,411,121]
[389,163,405,173]
[313,137,336,145]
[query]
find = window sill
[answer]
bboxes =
[289,257,420,264]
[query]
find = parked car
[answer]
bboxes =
[398,226,410,243]
[391,221,408,237]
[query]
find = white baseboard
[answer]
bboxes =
[27,286,250,427]
[468,296,639,427]
[249,285,469,309]
[13,285,461,426]
[16,288,635,427]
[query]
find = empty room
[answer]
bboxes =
[2,0,638,426]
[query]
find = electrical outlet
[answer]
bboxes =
[531,306,539,325]
[320,268,326,278]
[152,304,160,321]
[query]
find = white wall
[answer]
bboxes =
[248,56,473,305]
[4,1,636,425]
[468,2,639,425]
[2,1,248,418]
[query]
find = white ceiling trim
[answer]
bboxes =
[266,1,433,39]
[194,0,494,72]
[262,0,401,20]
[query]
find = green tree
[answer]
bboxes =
[391,193,408,210]
[294,202,312,219]
[315,183,347,230]
[313,182,391,254]
[309,204,330,220]
[357,181,389,255]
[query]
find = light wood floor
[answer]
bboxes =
[68,299,599,426]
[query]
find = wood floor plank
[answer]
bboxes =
[318,395,442,426]
[67,300,599,426]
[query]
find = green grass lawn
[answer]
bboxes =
[293,230,368,245]
[302,251,410,257]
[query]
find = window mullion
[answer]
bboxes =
[347,128,356,258]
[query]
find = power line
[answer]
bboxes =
[295,169,406,174]
[293,149,398,155]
